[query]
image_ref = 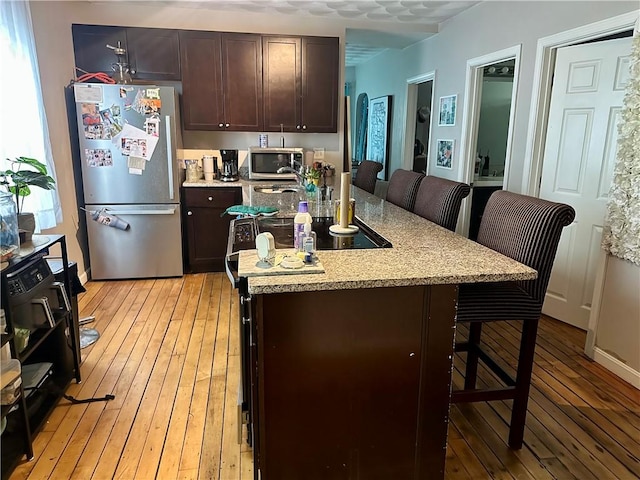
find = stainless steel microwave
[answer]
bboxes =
[248,147,304,180]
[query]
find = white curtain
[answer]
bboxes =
[0,0,62,230]
[602,32,640,266]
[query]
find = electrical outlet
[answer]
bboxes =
[313,148,325,160]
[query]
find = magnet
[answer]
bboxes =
[81,103,101,126]
[85,149,113,167]
[144,116,160,137]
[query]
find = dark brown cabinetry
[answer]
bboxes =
[262,36,338,133]
[72,24,126,76]
[71,25,181,81]
[180,31,262,131]
[252,284,457,479]
[126,28,181,80]
[183,187,242,272]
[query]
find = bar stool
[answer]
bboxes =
[353,160,383,194]
[452,190,575,449]
[386,169,425,211]
[412,175,470,231]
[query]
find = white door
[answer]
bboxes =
[540,36,632,330]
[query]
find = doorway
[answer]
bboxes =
[458,46,521,237]
[403,72,434,173]
[530,31,634,331]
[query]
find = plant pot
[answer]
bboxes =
[17,212,36,242]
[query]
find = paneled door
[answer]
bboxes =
[540,36,632,329]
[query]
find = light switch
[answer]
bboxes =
[313,148,325,160]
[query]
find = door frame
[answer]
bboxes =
[458,45,521,236]
[403,71,435,171]
[520,11,638,360]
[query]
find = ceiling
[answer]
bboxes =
[149,1,481,66]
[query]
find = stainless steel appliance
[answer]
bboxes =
[247,147,304,180]
[225,216,392,450]
[220,149,239,182]
[71,84,183,279]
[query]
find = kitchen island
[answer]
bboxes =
[187,179,536,479]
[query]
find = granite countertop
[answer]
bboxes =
[207,181,539,295]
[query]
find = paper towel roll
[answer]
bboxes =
[202,155,215,173]
[340,172,350,228]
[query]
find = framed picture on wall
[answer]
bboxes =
[436,139,454,169]
[366,95,392,180]
[438,94,457,126]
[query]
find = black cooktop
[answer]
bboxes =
[256,216,392,250]
[229,216,392,254]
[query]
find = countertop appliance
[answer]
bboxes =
[224,215,391,449]
[220,149,239,182]
[247,147,304,181]
[70,84,183,279]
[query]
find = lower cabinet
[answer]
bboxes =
[182,187,242,272]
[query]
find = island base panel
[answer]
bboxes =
[255,284,457,479]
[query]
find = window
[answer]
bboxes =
[0,1,61,230]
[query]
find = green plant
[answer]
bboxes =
[1,157,55,214]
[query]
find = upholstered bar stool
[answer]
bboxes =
[452,190,575,449]
[413,176,470,231]
[353,160,383,194]
[385,169,425,211]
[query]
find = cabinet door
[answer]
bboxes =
[222,33,263,132]
[180,31,225,130]
[72,24,127,76]
[262,36,301,132]
[126,28,181,80]
[183,188,242,272]
[301,36,339,133]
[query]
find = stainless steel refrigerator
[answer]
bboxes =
[72,84,183,279]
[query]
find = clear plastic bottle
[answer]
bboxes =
[298,219,316,254]
[293,201,312,250]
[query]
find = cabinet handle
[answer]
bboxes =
[187,211,193,216]
[218,123,224,128]
[208,196,213,201]
[225,123,230,128]
[302,125,307,130]
[296,125,301,130]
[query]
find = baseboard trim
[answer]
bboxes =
[79,270,89,285]
[593,347,640,390]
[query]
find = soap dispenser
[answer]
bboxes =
[299,219,316,254]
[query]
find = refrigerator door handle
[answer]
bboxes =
[106,208,177,215]
[165,114,174,201]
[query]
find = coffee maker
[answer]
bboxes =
[220,149,239,182]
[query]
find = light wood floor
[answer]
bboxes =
[9,273,640,480]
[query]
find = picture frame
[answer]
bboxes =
[438,94,457,126]
[436,139,454,170]
[366,95,392,180]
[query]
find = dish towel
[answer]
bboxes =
[222,205,279,217]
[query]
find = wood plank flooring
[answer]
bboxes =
[9,273,640,479]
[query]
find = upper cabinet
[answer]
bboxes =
[72,25,181,81]
[72,25,127,76]
[126,28,181,80]
[180,31,262,131]
[72,25,337,133]
[262,36,338,133]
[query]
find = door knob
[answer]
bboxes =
[225,123,230,128]
[208,196,213,201]
[218,123,224,128]
[187,211,193,216]
[296,125,301,130]
[302,125,307,130]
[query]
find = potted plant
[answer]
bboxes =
[1,156,55,241]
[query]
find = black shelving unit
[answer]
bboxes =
[1,235,81,480]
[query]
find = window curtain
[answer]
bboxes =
[602,32,640,266]
[0,1,62,230]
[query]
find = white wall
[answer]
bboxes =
[28,1,349,277]
[353,1,639,188]
[595,257,640,373]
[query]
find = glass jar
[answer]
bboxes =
[185,160,200,182]
[0,191,20,261]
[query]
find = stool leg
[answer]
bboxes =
[509,317,539,449]
[464,322,482,390]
